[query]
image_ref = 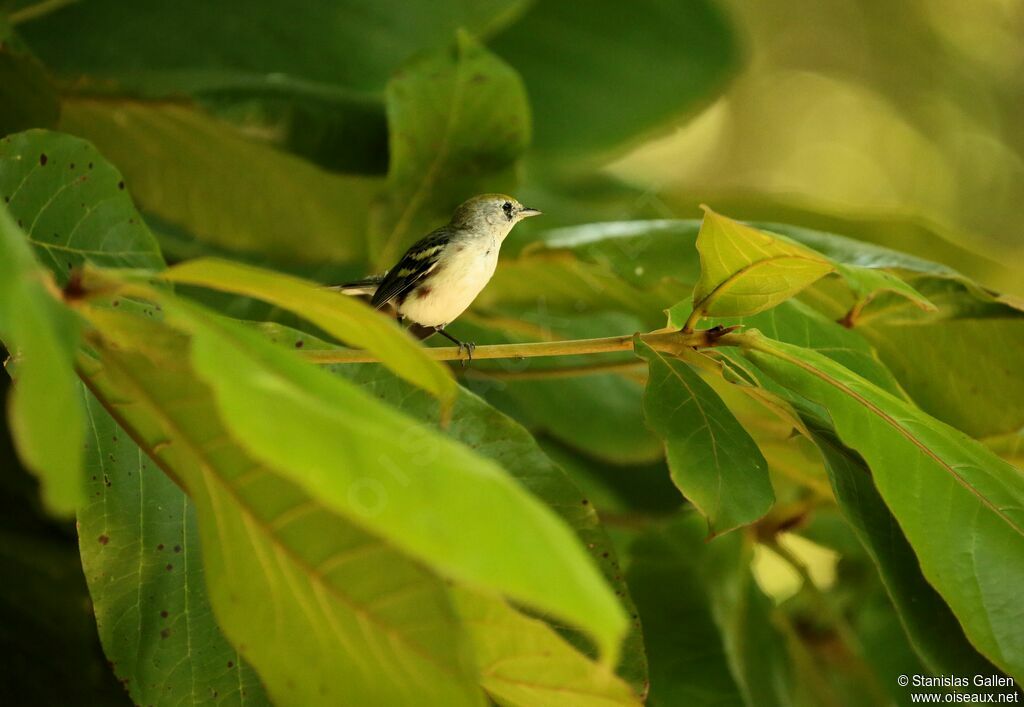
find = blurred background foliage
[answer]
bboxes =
[610,0,1024,295]
[2,0,1022,703]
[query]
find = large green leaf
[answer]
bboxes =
[0,205,83,514]
[371,32,529,265]
[490,0,739,157]
[79,309,484,706]
[298,333,647,692]
[117,287,629,664]
[806,422,998,678]
[0,129,163,284]
[635,340,773,536]
[743,334,1024,679]
[162,258,456,405]
[59,100,379,263]
[78,385,270,705]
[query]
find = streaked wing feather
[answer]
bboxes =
[370,229,449,309]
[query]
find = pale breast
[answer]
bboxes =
[396,237,499,328]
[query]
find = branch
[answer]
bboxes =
[302,326,740,365]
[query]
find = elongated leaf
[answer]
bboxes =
[635,340,773,536]
[490,0,739,157]
[691,207,835,322]
[127,290,628,663]
[78,385,270,705]
[79,309,484,706]
[162,258,456,404]
[59,100,379,262]
[371,31,529,265]
[744,334,1024,678]
[279,325,647,693]
[805,422,998,678]
[0,130,163,284]
[452,588,640,707]
[0,206,83,514]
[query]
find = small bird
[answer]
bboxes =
[333,194,541,360]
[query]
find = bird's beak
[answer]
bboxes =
[519,207,542,218]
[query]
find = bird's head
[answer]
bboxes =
[449,194,541,239]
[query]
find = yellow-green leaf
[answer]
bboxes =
[0,206,83,515]
[691,207,834,322]
[453,588,641,707]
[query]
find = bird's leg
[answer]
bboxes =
[435,327,475,367]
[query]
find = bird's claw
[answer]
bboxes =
[458,341,476,368]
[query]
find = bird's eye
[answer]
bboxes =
[502,201,512,214]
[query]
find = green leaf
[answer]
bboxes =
[691,207,835,323]
[371,31,529,265]
[0,129,164,284]
[286,328,648,693]
[78,385,270,706]
[635,339,773,536]
[0,205,83,515]
[490,0,739,157]
[744,334,1024,679]
[161,258,456,405]
[79,309,484,706]
[805,421,999,678]
[58,100,379,263]
[137,291,628,664]
[452,588,641,707]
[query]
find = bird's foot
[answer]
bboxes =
[457,341,476,368]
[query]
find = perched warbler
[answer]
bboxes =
[333,194,541,358]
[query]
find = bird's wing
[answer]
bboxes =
[370,229,450,309]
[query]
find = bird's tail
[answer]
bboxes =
[325,275,383,297]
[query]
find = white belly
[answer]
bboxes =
[397,240,498,328]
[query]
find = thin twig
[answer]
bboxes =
[302,327,736,365]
